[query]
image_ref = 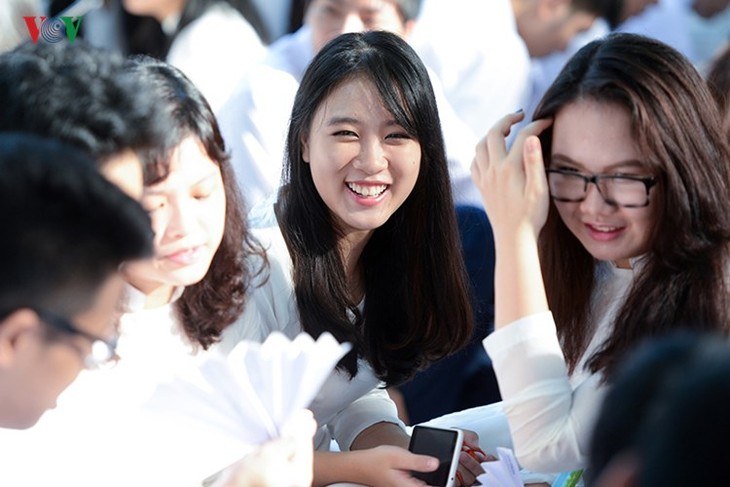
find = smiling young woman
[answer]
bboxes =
[459,32,730,478]
[218,30,480,486]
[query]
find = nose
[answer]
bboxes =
[578,181,613,214]
[341,12,365,34]
[163,196,197,241]
[354,138,388,174]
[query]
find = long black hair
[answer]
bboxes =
[276,31,473,385]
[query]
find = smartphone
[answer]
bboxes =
[408,425,464,487]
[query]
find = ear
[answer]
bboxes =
[0,309,41,367]
[301,137,311,164]
[537,0,571,19]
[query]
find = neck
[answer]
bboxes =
[128,280,178,309]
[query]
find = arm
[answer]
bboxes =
[484,314,607,471]
[470,111,552,328]
[471,113,605,472]
[311,389,438,487]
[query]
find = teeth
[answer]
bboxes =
[591,225,619,232]
[347,182,387,197]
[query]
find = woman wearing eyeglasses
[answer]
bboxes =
[463,32,730,477]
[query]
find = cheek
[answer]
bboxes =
[554,202,573,225]
[634,209,656,244]
[399,147,422,183]
[309,149,347,190]
[310,166,336,204]
[43,349,83,399]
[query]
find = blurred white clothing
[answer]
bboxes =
[167,1,267,113]
[409,0,532,138]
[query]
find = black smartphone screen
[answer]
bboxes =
[408,426,460,486]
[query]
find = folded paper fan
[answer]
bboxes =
[139,332,351,480]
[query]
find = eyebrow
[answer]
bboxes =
[143,172,219,195]
[326,116,401,128]
[550,154,645,171]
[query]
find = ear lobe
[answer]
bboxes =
[0,309,41,367]
[301,137,310,164]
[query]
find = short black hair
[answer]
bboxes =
[0,40,171,168]
[0,132,153,319]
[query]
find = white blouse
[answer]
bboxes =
[218,220,405,451]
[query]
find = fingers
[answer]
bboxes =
[459,450,484,474]
[473,111,525,178]
[485,110,526,163]
[460,429,480,449]
[472,114,551,181]
[456,431,486,487]
[523,135,548,195]
[508,118,553,165]
[404,452,439,473]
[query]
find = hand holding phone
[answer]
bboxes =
[408,425,464,487]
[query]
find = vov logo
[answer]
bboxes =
[23,16,83,44]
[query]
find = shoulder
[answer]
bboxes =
[219,221,299,349]
[247,218,296,313]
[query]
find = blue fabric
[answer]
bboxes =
[397,205,501,424]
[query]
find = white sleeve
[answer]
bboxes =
[484,311,606,472]
[327,383,406,451]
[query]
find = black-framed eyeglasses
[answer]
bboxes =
[36,310,118,369]
[546,168,657,208]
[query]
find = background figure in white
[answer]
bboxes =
[251,0,293,42]
[411,0,625,149]
[524,19,610,134]
[616,0,695,61]
[0,0,43,52]
[409,0,532,139]
[618,0,730,69]
[122,0,267,113]
[526,0,729,128]
[218,0,482,210]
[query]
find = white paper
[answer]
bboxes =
[142,331,351,451]
[477,447,524,487]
